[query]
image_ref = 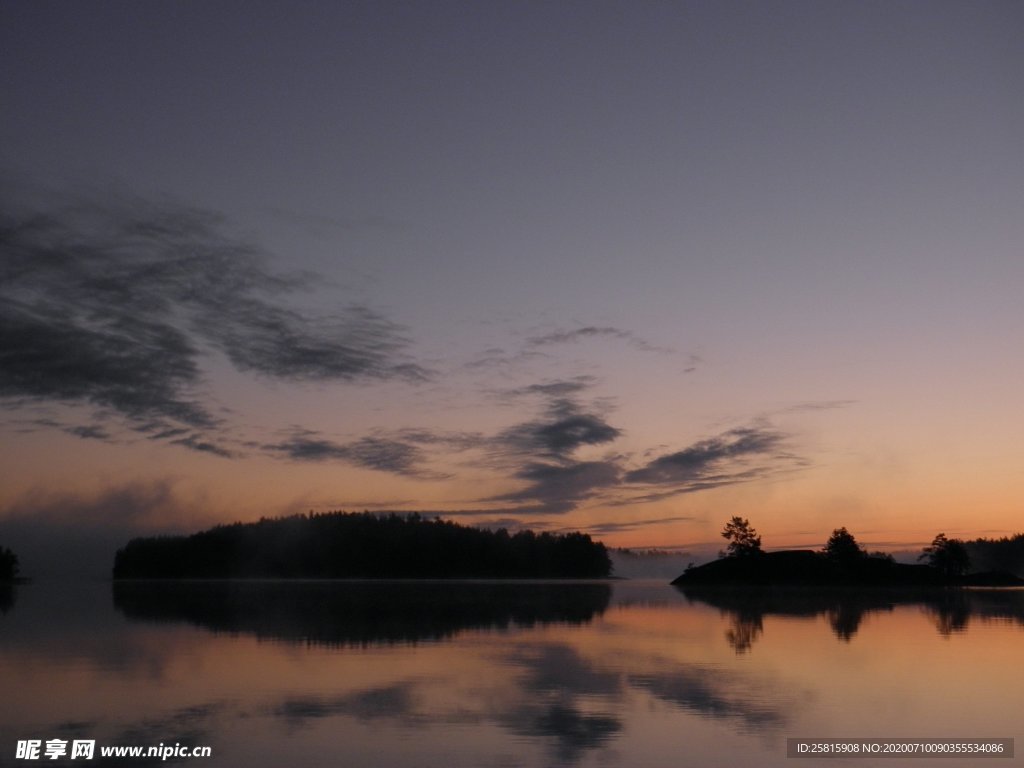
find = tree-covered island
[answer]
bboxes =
[672,518,1024,587]
[113,512,612,579]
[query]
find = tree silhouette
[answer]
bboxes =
[823,527,865,564]
[919,533,970,579]
[720,516,762,558]
[0,546,18,581]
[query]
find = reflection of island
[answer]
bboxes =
[676,586,1024,651]
[112,580,612,646]
[0,583,14,615]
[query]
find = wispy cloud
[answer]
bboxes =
[584,515,697,535]
[0,192,427,453]
[527,326,671,354]
[480,377,804,515]
[265,431,432,478]
[489,460,623,515]
[625,426,792,487]
[494,398,620,461]
[483,383,624,513]
[265,427,485,478]
[497,376,598,401]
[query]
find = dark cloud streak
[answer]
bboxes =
[527,326,671,354]
[264,426,487,478]
[625,426,790,486]
[0,193,427,452]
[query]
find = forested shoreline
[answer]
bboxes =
[112,512,613,579]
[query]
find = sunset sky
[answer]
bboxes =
[2,0,1022,576]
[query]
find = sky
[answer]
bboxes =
[1,0,1022,577]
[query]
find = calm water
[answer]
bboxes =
[2,580,1022,767]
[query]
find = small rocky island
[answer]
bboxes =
[113,511,612,579]
[672,519,1024,587]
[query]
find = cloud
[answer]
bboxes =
[263,427,486,479]
[170,433,234,458]
[484,380,805,515]
[495,398,620,461]
[498,377,598,401]
[484,387,623,513]
[624,425,793,488]
[64,424,112,441]
[779,399,858,413]
[265,431,429,477]
[584,514,697,535]
[490,460,623,515]
[527,326,671,354]
[0,192,427,451]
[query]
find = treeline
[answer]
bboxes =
[966,534,1024,577]
[674,519,1024,586]
[112,512,613,579]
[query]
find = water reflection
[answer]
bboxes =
[4,581,1021,768]
[0,582,14,614]
[112,580,611,646]
[677,585,1024,651]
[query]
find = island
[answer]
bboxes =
[671,519,1024,587]
[112,511,613,579]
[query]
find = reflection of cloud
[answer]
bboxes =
[511,644,622,696]
[272,683,419,725]
[0,193,426,453]
[501,702,622,765]
[630,669,787,730]
[88,702,223,768]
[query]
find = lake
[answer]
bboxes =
[2,580,1021,766]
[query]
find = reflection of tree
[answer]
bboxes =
[926,591,971,636]
[0,546,19,581]
[826,603,866,641]
[675,586,1024,649]
[113,580,611,647]
[725,611,763,653]
[0,583,14,615]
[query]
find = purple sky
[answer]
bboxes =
[2,1,1022,576]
